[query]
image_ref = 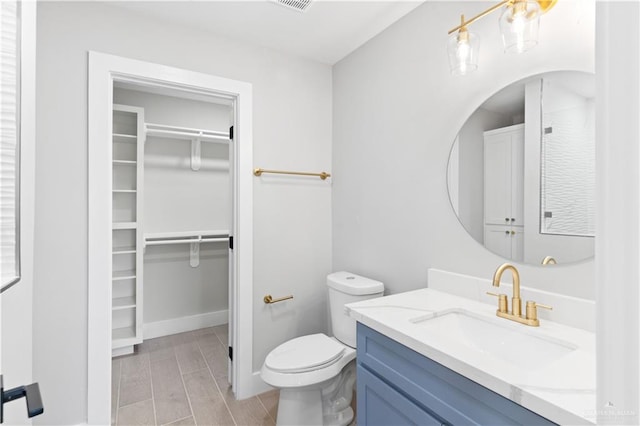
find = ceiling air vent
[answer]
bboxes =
[272,0,312,13]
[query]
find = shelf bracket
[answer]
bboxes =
[190,241,200,268]
[191,135,202,171]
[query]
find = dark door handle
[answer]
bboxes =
[0,375,44,423]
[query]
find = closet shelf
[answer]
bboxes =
[113,222,137,230]
[113,160,137,166]
[112,327,136,343]
[112,270,136,281]
[113,246,136,255]
[112,297,136,311]
[113,133,137,141]
[145,123,230,144]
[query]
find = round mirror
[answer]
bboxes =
[447,71,595,266]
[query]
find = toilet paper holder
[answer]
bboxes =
[264,294,293,304]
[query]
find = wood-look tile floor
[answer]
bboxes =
[112,325,279,426]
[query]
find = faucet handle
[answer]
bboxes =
[486,292,508,313]
[525,301,553,322]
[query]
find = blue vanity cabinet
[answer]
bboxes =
[356,323,557,426]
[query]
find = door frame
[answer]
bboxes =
[87,51,253,424]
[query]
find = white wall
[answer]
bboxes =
[35,2,331,424]
[596,2,640,424]
[332,1,595,298]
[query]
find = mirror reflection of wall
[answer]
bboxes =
[447,71,595,266]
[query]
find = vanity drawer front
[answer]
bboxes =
[358,365,444,426]
[357,323,556,426]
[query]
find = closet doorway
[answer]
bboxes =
[88,52,253,425]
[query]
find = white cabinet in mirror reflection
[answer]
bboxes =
[483,124,524,262]
[484,225,523,261]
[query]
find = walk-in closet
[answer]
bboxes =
[110,82,233,357]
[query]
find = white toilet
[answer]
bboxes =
[261,271,384,426]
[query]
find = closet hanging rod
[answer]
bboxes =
[145,230,229,240]
[145,123,230,142]
[253,168,331,180]
[144,236,228,246]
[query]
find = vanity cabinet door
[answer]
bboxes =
[357,323,557,426]
[358,365,444,426]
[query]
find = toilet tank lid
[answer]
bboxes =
[327,271,384,295]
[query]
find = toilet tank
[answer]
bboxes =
[327,271,384,348]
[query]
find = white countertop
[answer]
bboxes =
[346,288,596,425]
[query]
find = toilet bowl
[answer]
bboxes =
[260,272,384,426]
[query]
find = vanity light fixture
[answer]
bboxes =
[447,15,480,76]
[447,0,557,75]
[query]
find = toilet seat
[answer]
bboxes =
[261,334,356,389]
[265,334,346,373]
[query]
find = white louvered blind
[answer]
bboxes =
[0,1,20,289]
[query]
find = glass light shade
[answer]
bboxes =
[499,0,541,54]
[447,29,480,76]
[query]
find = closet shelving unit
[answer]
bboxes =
[111,104,145,354]
[110,100,232,356]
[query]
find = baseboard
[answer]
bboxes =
[143,310,228,339]
[249,370,274,398]
[112,345,134,358]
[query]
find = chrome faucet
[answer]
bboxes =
[487,263,552,327]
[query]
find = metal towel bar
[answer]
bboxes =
[253,168,331,180]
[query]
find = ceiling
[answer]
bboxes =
[481,71,595,117]
[108,0,424,65]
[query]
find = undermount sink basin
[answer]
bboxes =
[410,309,576,370]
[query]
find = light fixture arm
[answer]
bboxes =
[448,0,556,35]
[448,0,511,35]
[456,14,468,38]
